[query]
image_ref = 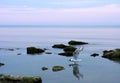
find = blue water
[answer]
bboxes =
[0,27,120,83]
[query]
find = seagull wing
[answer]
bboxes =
[73,46,83,60]
[73,49,80,60]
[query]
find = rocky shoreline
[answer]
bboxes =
[0,74,42,83]
[102,49,120,60]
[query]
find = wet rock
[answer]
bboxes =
[27,47,44,54]
[45,52,52,54]
[91,53,99,57]
[58,52,73,56]
[52,66,65,72]
[0,62,4,66]
[52,44,68,49]
[63,46,76,52]
[102,49,120,59]
[68,40,88,45]
[41,67,48,71]
[58,46,76,56]
[0,74,42,83]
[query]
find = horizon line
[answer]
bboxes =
[0,24,120,27]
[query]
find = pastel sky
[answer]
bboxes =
[0,0,120,25]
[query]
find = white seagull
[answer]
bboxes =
[69,46,83,62]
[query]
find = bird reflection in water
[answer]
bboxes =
[69,46,84,80]
[69,61,83,80]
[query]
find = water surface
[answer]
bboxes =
[0,27,120,83]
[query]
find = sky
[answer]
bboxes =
[0,0,120,26]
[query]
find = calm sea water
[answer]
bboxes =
[0,27,120,83]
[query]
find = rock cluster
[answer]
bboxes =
[52,40,87,56]
[41,66,65,72]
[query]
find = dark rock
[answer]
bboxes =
[68,40,88,45]
[41,67,48,71]
[45,52,52,54]
[58,46,76,57]
[23,76,42,83]
[102,49,120,59]
[63,46,76,52]
[27,47,44,54]
[0,74,42,83]
[91,53,99,57]
[0,62,5,66]
[52,44,68,49]
[58,52,73,56]
[52,66,65,72]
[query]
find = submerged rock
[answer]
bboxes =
[16,48,20,50]
[7,48,14,51]
[68,40,88,45]
[0,74,42,83]
[52,44,68,49]
[102,49,120,59]
[90,53,99,57]
[17,53,22,55]
[27,47,44,54]
[0,48,14,51]
[52,66,65,72]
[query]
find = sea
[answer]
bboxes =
[0,26,120,83]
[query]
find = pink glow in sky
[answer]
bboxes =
[0,4,120,25]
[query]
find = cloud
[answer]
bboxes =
[0,4,120,25]
[50,0,99,5]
